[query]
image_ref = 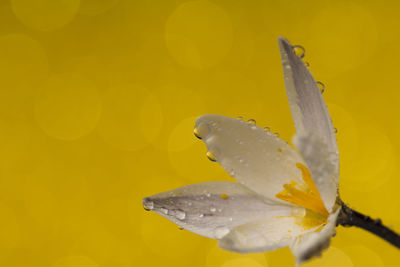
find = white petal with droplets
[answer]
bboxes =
[278,37,339,175]
[195,114,306,203]
[143,181,292,239]
[219,216,309,253]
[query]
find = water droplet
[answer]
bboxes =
[214,227,230,239]
[206,151,217,162]
[317,81,325,94]
[199,214,204,218]
[247,119,256,125]
[175,210,186,220]
[264,126,270,132]
[292,45,305,58]
[194,123,210,140]
[210,207,216,212]
[274,132,280,137]
[229,170,236,176]
[305,61,310,67]
[143,200,154,211]
[193,127,202,139]
[229,217,233,222]
[291,207,306,217]
[160,208,169,215]
[278,148,282,152]
[178,227,184,230]
[206,193,211,197]
[334,127,338,134]
[236,116,245,121]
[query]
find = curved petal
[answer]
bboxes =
[142,182,292,239]
[293,133,338,212]
[278,37,339,175]
[195,114,307,203]
[218,216,309,253]
[290,208,341,265]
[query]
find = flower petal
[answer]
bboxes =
[278,37,339,174]
[195,115,307,203]
[143,181,292,239]
[293,133,338,212]
[218,216,308,253]
[290,208,341,265]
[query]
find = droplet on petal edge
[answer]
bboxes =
[143,199,154,211]
[194,127,202,139]
[247,119,256,125]
[206,151,217,162]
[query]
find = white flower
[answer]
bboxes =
[143,37,341,264]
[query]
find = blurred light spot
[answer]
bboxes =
[34,73,101,141]
[97,84,160,151]
[141,207,202,260]
[343,245,384,267]
[148,85,206,150]
[168,116,197,152]
[53,255,100,267]
[165,1,234,69]
[0,202,20,250]
[309,3,377,74]
[11,0,80,31]
[302,246,353,267]
[79,0,119,15]
[0,34,48,119]
[222,258,265,267]
[206,244,267,267]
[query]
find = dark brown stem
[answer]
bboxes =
[337,203,400,249]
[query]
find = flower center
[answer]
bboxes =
[276,163,329,216]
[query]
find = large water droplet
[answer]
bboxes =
[175,210,186,220]
[206,151,217,162]
[291,207,306,217]
[194,123,210,140]
[193,127,201,139]
[248,119,256,125]
[292,45,305,58]
[143,199,154,211]
[214,227,230,239]
[160,208,169,215]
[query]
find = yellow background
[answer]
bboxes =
[0,0,399,266]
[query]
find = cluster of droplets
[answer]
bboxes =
[292,44,338,134]
[292,45,325,95]
[237,117,280,137]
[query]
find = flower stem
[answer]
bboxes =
[338,203,400,249]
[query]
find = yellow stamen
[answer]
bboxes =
[276,163,328,216]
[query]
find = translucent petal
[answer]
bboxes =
[290,208,341,264]
[143,181,292,239]
[293,133,338,212]
[219,216,307,253]
[195,115,306,202]
[278,37,339,175]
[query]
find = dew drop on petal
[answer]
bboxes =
[175,210,186,220]
[247,119,256,125]
[214,227,230,239]
[206,151,217,162]
[160,208,169,215]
